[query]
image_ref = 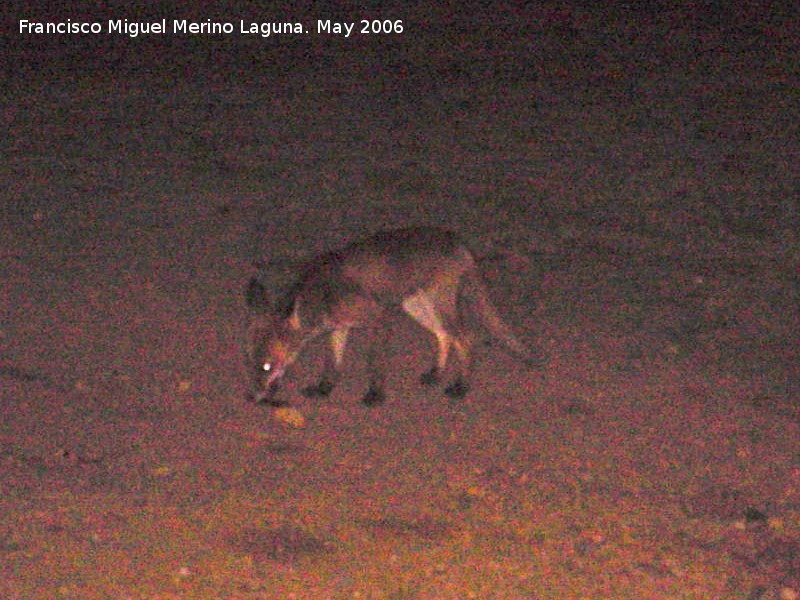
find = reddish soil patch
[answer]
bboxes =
[2,4,798,598]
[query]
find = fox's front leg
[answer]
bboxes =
[302,328,348,398]
[361,312,387,406]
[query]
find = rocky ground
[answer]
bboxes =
[1,3,798,598]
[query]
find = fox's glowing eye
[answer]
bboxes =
[262,362,272,373]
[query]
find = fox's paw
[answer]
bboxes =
[419,367,440,386]
[444,378,468,399]
[361,387,385,406]
[302,380,334,398]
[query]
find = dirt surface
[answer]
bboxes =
[2,3,799,599]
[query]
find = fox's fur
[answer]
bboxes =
[246,227,540,406]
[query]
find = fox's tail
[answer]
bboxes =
[459,270,544,366]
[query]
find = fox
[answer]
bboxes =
[245,227,541,406]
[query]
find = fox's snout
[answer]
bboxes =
[250,331,296,403]
[251,358,285,404]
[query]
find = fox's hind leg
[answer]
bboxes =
[443,331,475,399]
[402,287,470,398]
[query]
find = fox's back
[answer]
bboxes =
[315,227,474,302]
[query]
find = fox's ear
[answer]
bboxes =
[245,277,272,311]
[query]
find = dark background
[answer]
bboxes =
[2,1,798,597]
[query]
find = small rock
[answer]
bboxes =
[273,407,306,428]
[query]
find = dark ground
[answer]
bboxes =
[1,2,798,598]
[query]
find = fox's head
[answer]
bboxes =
[245,277,305,404]
[249,319,304,403]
